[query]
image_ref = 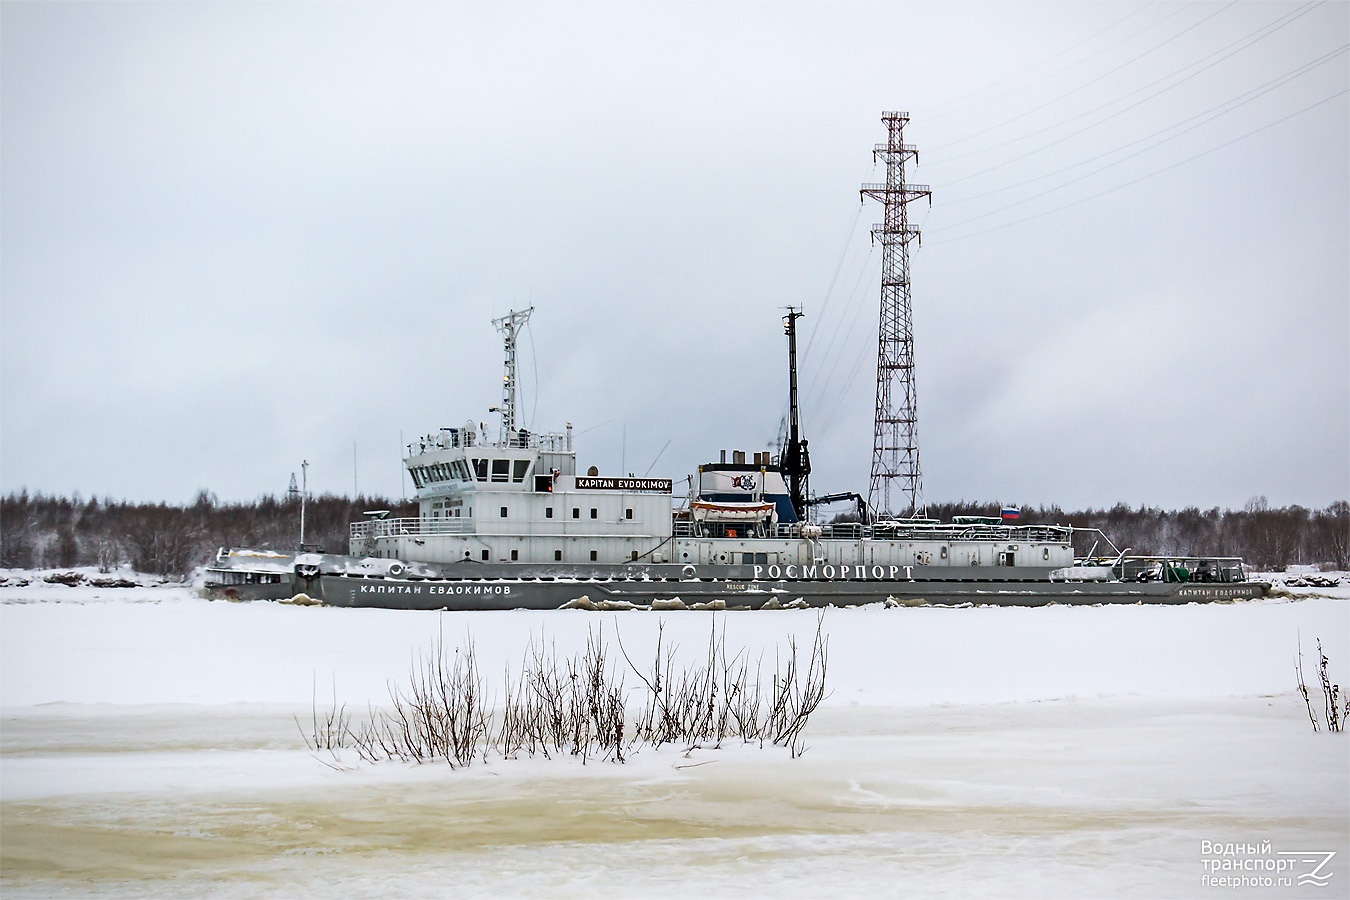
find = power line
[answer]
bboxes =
[929,2,1236,155]
[933,1,1326,186]
[802,202,864,362]
[802,244,876,418]
[929,88,1348,246]
[937,43,1348,224]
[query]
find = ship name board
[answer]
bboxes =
[576,476,673,493]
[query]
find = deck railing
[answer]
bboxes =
[409,428,572,456]
[670,519,1074,543]
[351,517,474,541]
[359,516,1074,544]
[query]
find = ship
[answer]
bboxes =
[203,307,1267,609]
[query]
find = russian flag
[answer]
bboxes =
[1001,507,1021,522]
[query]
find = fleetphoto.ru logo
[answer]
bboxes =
[1201,840,1336,889]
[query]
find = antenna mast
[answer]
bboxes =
[299,460,309,548]
[781,307,811,520]
[491,306,533,442]
[860,111,930,517]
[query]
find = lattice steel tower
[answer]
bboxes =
[860,111,930,517]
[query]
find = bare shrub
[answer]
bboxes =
[315,615,830,766]
[298,675,353,751]
[1295,635,1346,734]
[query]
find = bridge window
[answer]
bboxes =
[491,459,510,483]
[512,460,529,483]
[473,459,488,481]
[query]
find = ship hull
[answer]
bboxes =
[300,568,1267,610]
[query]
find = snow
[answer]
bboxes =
[2,573,1347,898]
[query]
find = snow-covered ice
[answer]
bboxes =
[2,572,1347,898]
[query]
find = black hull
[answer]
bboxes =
[304,573,1267,610]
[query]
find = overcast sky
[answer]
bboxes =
[2,1,1346,514]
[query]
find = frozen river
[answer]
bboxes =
[2,575,1347,898]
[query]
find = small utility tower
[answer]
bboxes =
[491,306,533,442]
[860,111,930,517]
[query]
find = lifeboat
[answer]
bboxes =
[689,500,778,523]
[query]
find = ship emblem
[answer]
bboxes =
[731,474,757,491]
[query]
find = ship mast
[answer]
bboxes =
[782,307,811,520]
[860,111,930,518]
[491,306,533,443]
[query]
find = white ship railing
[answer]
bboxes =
[351,518,475,540]
[670,520,1075,543]
[409,428,572,456]
[362,516,1075,544]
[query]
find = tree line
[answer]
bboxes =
[0,490,1345,578]
[0,490,416,578]
[918,498,1348,570]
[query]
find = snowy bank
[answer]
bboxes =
[2,581,1347,899]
